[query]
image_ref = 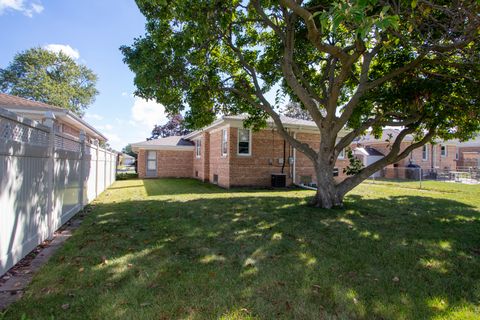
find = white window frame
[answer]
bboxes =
[422,144,429,161]
[195,139,201,158]
[440,144,447,157]
[338,148,345,160]
[237,128,252,156]
[221,128,228,157]
[146,151,157,171]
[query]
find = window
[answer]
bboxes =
[147,151,156,171]
[333,168,339,177]
[440,144,447,157]
[455,148,459,160]
[195,139,201,158]
[338,148,345,159]
[221,129,228,156]
[237,128,251,155]
[422,145,428,161]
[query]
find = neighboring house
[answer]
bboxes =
[119,153,136,166]
[131,115,350,188]
[0,93,107,145]
[353,129,458,176]
[353,146,385,178]
[454,136,480,168]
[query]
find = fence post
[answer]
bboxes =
[43,111,56,238]
[104,148,107,190]
[95,142,99,197]
[79,130,86,207]
[419,167,422,189]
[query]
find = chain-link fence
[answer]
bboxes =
[364,166,480,188]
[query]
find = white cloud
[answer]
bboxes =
[43,44,80,60]
[85,113,104,121]
[131,97,168,128]
[104,132,120,143]
[0,0,43,17]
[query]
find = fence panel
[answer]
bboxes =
[97,148,106,195]
[0,107,117,276]
[86,143,98,202]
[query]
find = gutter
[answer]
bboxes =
[293,131,296,184]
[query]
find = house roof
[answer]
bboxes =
[450,135,480,148]
[355,128,457,145]
[354,146,384,157]
[0,93,64,111]
[354,129,415,144]
[184,114,350,139]
[0,93,107,141]
[131,135,194,152]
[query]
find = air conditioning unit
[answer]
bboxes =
[271,173,287,188]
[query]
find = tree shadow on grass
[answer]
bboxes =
[3,191,480,319]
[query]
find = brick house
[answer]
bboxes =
[454,136,480,168]
[352,129,458,178]
[0,93,107,145]
[131,115,350,188]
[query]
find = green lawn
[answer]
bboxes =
[2,179,480,320]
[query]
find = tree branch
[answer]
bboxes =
[338,127,436,194]
[281,12,324,127]
[279,0,349,63]
[223,86,318,161]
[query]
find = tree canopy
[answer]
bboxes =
[0,47,98,116]
[148,114,191,140]
[122,144,137,158]
[122,0,480,208]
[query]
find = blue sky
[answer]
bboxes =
[0,0,171,150]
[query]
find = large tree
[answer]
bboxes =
[121,0,480,208]
[0,47,98,116]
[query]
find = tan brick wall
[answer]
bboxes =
[157,150,193,178]
[137,149,193,178]
[228,129,293,187]
[208,128,230,187]
[192,132,210,182]
[225,129,347,187]
[294,132,349,185]
[137,129,348,187]
[56,120,103,144]
[458,146,480,167]
[138,150,146,178]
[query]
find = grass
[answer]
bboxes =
[2,179,480,320]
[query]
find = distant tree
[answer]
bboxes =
[282,102,312,121]
[122,144,137,158]
[148,114,190,140]
[0,47,98,116]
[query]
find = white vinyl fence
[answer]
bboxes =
[0,108,116,275]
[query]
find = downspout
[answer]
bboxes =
[293,132,297,184]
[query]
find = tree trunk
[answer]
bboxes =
[310,157,344,209]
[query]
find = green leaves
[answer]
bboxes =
[312,0,399,40]
[0,47,98,116]
[122,0,480,144]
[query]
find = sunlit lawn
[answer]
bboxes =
[2,179,480,319]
